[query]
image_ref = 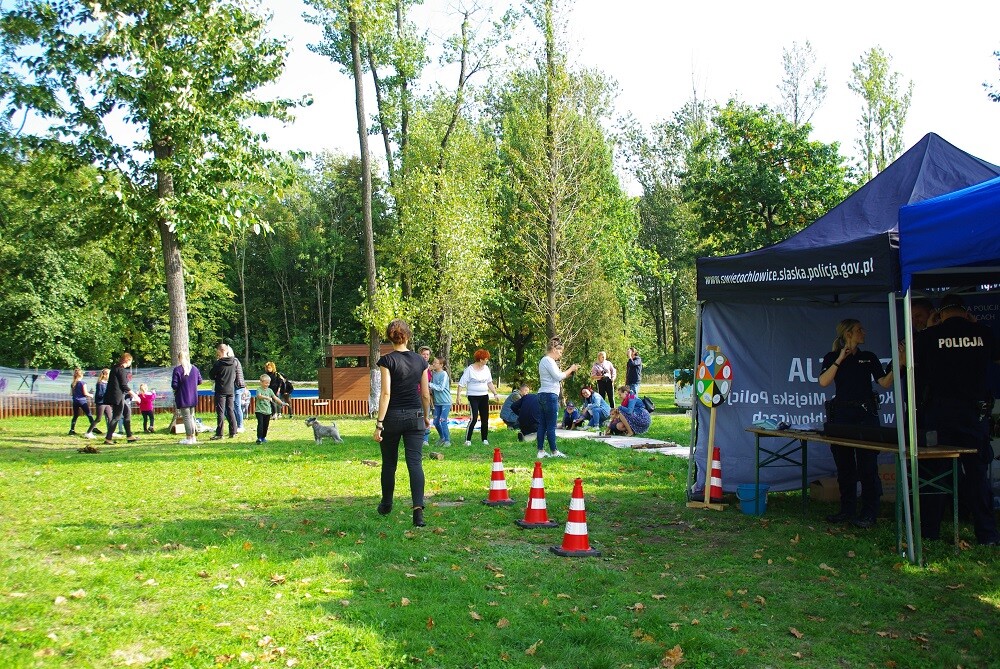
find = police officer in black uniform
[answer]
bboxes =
[819,319,894,528]
[915,296,1000,546]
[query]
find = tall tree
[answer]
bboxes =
[308,0,389,367]
[1,0,296,362]
[684,100,851,256]
[777,41,827,127]
[848,46,913,180]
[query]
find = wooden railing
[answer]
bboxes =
[0,394,481,419]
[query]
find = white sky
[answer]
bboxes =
[259,0,1000,179]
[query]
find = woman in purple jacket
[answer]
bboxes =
[172,351,203,445]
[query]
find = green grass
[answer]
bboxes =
[0,387,997,668]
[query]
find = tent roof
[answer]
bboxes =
[900,175,1000,290]
[697,133,1000,301]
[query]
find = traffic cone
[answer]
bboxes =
[549,478,601,557]
[710,446,724,504]
[482,448,516,506]
[515,461,559,528]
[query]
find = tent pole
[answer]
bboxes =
[888,292,915,563]
[902,288,924,564]
[686,302,704,496]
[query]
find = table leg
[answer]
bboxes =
[800,438,808,516]
[951,460,960,552]
[755,434,761,515]
[895,456,903,556]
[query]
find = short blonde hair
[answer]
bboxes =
[259,375,271,385]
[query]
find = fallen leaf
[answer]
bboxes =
[904,604,917,611]
[945,584,964,590]
[791,651,803,659]
[243,541,253,551]
[754,595,766,606]
[628,602,645,612]
[143,579,157,586]
[497,618,509,628]
[469,611,482,620]
[556,593,571,599]
[214,583,229,590]
[789,627,804,639]
[258,636,273,647]
[401,597,411,607]
[659,644,685,667]
[197,570,209,578]
[974,629,983,638]
[270,575,286,586]
[690,619,700,625]
[652,594,667,600]
[818,563,838,574]
[735,648,748,656]
[524,640,542,656]
[790,534,800,544]
[847,551,856,558]
[426,618,434,630]
[70,589,86,599]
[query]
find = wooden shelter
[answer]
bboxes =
[318,344,393,400]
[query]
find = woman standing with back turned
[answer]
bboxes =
[373,319,432,527]
[818,319,893,529]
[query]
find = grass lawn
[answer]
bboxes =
[0,386,997,668]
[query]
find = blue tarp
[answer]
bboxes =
[899,175,1000,291]
[697,133,1000,301]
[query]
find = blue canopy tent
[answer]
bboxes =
[691,134,1000,562]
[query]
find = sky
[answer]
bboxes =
[258,0,1000,181]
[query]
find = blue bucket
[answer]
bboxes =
[736,483,770,516]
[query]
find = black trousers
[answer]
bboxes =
[466,395,490,442]
[215,393,236,437]
[829,405,881,518]
[256,412,271,441]
[920,408,999,544]
[70,402,96,432]
[380,409,426,509]
[107,399,133,438]
[596,377,614,406]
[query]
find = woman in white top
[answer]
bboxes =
[537,338,580,457]
[457,349,499,446]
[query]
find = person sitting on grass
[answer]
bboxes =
[608,385,651,436]
[499,385,525,431]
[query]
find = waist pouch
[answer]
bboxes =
[383,408,425,433]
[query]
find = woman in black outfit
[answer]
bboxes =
[818,319,893,528]
[103,352,138,446]
[373,319,432,527]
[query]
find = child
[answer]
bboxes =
[428,357,452,446]
[138,383,157,433]
[254,374,288,444]
[69,368,98,439]
[562,401,581,430]
[93,368,109,436]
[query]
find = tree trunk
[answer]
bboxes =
[670,276,681,368]
[153,135,189,361]
[233,239,250,366]
[543,0,557,342]
[396,0,409,178]
[349,7,379,368]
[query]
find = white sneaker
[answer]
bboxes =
[179,438,192,445]
[464,440,472,446]
[551,450,567,458]
[483,440,489,446]
[84,432,95,439]
[537,450,549,458]
[237,427,245,433]
[422,441,429,448]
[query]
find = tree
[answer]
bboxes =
[1,0,297,362]
[848,46,913,180]
[495,0,632,349]
[684,100,851,256]
[777,41,827,127]
[308,0,390,368]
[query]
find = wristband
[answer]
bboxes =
[831,362,839,368]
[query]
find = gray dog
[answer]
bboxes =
[305,417,343,444]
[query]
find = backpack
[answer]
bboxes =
[285,380,295,394]
[640,396,655,413]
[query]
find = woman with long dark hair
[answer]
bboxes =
[373,319,432,527]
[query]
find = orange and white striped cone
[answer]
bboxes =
[710,446,724,504]
[549,478,601,557]
[515,461,559,528]
[482,448,516,506]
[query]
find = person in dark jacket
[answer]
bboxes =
[511,391,540,441]
[209,343,238,440]
[263,361,281,419]
[103,353,138,446]
[171,351,203,445]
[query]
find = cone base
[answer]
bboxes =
[516,519,559,528]
[482,499,516,507]
[549,545,602,557]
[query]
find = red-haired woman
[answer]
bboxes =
[457,349,499,446]
[103,353,138,446]
[374,318,432,527]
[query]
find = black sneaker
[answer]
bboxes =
[68,430,77,435]
[210,435,223,441]
[850,516,876,529]
[516,431,524,442]
[378,500,392,516]
[412,507,425,527]
[91,427,102,435]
